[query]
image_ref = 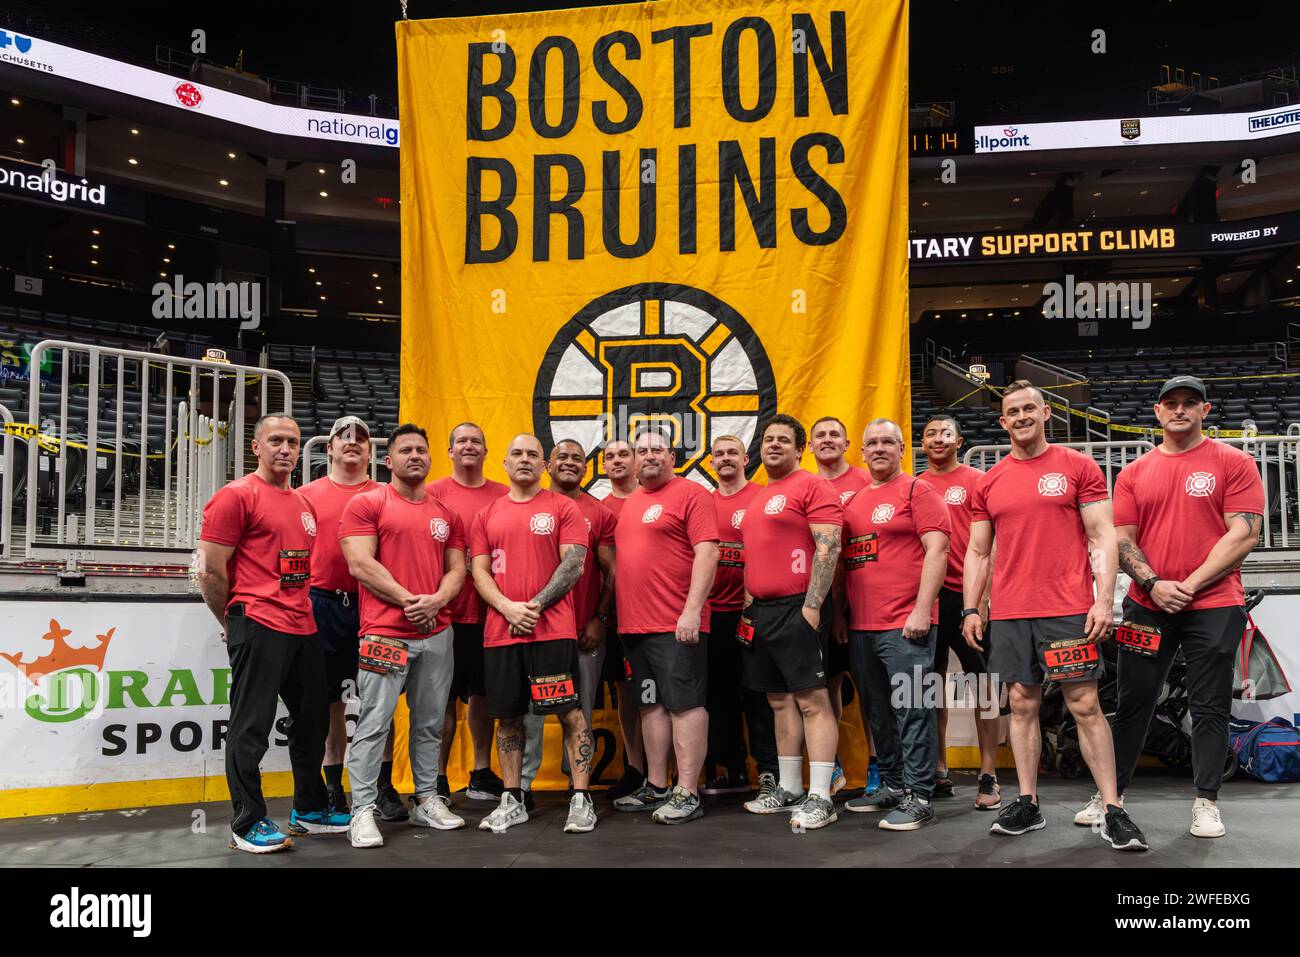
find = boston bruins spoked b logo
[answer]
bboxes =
[532,283,777,493]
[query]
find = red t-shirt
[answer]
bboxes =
[917,464,984,593]
[602,492,632,518]
[971,444,1110,620]
[469,490,587,647]
[570,492,618,627]
[1113,440,1264,611]
[710,481,765,612]
[199,473,319,635]
[339,484,466,639]
[738,469,842,600]
[428,475,508,624]
[826,465,870,508]
[299,476,380,592]
[843,474,951,630]
[614,477,719,634]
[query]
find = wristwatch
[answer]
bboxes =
[960,607,981,618]
[1139,575,1160,594]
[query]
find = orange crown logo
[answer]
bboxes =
[0,620,114,681]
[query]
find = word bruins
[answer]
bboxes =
[462,12,851,263]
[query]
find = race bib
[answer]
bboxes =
[718,541,745,568]
[1042,636,1100,682]
[736,616,755,647]
[624,656,633,681]
[844,532,879,569]
[530,672,579,714]
[1114,621,1161,658]
[278,548,310,588]
[358,636,409,675]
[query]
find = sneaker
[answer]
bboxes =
[845,784,904,813]
[563,792,598,833]
[608,766,644,801]
[409,793,466,830]
[932,775,956,798]
[865,760,882,794]
[466,767,505,801]
[1190,797,1225,839]
[830,760,847,796]
[478,792,529,833]
[974,774,1002,811]
[990,795,1045,836]
[327,784,350,814]
[229,818,293,854]
[702,769,750,796]
[286,806,350,835]
[651,785,704,825]
[1073,791,1121,827]
[880,793,936,831]
[789,794,837,831]
[743,783,807,815]
[1102,806,1149,851]
[348,804,383,849]
[613,782,671,813]
[377,785,409,822]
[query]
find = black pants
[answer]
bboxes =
[226,607,330,835]
[706,609,779,775]
[1112,599,1245,800]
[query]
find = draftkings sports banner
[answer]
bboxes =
[397,0,909,489]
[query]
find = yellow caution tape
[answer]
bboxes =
[2,421,230,457]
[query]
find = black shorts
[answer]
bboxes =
[310,587,360,704]
[989,614,1100,686]
[624,632,709,711]
[935,587,990,677]
[600,632,628,684]
[450,621,487,702]
[741,593,828,694]
[484,638,581,720]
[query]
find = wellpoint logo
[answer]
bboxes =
[306,116,399,146]
[0,165,106,205]
[974,126,1030,151]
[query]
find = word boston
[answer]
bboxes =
[452,9,851,263]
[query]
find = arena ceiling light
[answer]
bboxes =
[9,98,18,106]
[219,179,229,186]
[167,243,175,249]
[130,128,139,135]
[92,229,100,235]
[319,190,328,197]
[227,152,236,159]
[15,137,24,144]
[127,157,138,165]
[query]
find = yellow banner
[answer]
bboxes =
[396,0,910,484]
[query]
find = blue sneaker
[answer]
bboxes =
[286,807,351,835]
[830,760,846,796]
[865,761,882,795]
[229,818,293,854]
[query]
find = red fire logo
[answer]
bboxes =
[174,82,204,109]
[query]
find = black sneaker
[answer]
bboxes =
[879,793,936,831]
[377,785,409,822]
[933,775,956,798]
[989,794,1045,836]
[608,766,644,801]
[975,774,1002,811]
[1102,805,1149,851]
[701,768,750,796]
[327,785,350,814]
[466,767,505,801]
[435,775,451,801]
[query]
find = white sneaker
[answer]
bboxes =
[1191,797,1225,838]
[349,803,383,848]
[410,793,465,831]
[563,792,597,833]
[1073,792,1121,827]
[478,791,529,833]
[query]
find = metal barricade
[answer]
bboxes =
[963,440,1156,490]
[23,340,291,557]
[301,435,390,484]
[0,401,13,559]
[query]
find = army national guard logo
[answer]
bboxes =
[532,283,777,495]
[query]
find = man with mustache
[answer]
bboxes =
[962,380,1148,850]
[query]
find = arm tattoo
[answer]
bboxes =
[804,528,842,611]
[1079,498,1110,510]
[1230,512,1261,536]
[532,544,587,610]
[1117,539,1154,580]
[497,728,524,754]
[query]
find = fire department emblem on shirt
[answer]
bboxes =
[944,486,967,505]
[430,518,450,541]
[642,504,664,523]
[530,512,556,535]
[583,517,593,532]
[764,494,787,515]
[1185,472,1216,497]
[1037,473,1068,497]
[839,489,857,505]
[731,509,746,529]
[300,512,317,536]
[871,503,895,524]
